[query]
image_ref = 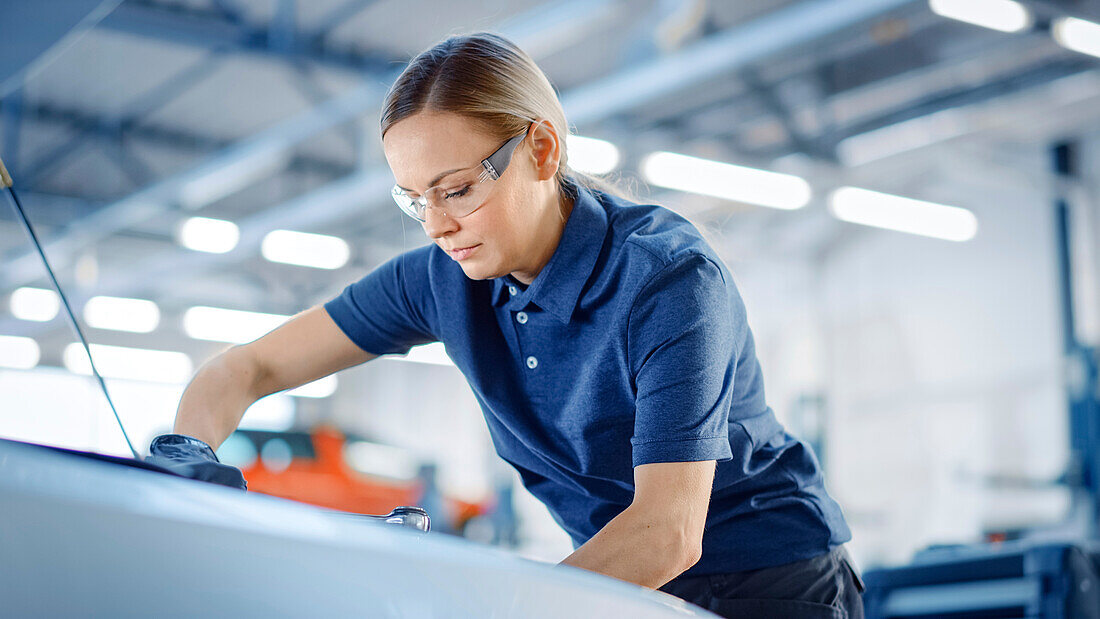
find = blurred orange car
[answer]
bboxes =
[226,425,489,533]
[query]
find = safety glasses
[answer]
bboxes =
[391,126,530,222]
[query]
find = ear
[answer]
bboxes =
[527,119,562,182]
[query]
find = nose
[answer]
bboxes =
[421,204,459,238]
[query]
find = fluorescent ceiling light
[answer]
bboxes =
[567,135,621,174]
[394,342,454,366]
[828,186,978,242]
[0,335,41,369]
[1053,17,1100,59]
[285,375,337,398]
[641,151,812,210]
[177,216,240,254]
[10,287,60,322]
[929,0,1031,33]
[63,343,193,384]
[261,230,350,270]
[183,306,290,344]
[83,296,160,333]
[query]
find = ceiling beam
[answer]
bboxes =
[2,0,928,340]
[561,0,919,125]
[14,100,355,191]
[0,0,626,293]
[1,84,381,292]
[97,0,398,76]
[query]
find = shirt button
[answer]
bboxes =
[516,311,528,324]
[508,285,518,296]
[526,356,538,369]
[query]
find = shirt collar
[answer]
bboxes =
[490,181,609,323]
[491,274,523,306]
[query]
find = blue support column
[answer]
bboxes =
[1052,141,1100,539]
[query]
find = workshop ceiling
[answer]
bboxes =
[2,0,1098,364]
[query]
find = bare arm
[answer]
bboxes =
[172,305,375,449]
[558,460,715,589]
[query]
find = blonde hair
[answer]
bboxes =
[379,32,635,205]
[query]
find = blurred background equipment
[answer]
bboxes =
[217,425,505,538]
[859,139,1100,618]
[3,0,1100,616]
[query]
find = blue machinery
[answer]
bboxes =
[1054,142,1100,539]
[862,542,1100,618]
[861,144,1100,618]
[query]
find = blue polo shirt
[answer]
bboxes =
[323,177,851,575]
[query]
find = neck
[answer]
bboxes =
[511,186,575,285]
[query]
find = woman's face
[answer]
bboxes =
[382,111,566,284]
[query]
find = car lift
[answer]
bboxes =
[860,142,1100,618]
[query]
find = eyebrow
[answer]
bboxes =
[395,167,465,193]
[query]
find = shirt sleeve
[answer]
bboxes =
[627,253,737,467]
[323,248,437,356]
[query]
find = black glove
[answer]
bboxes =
[146,434,247,490]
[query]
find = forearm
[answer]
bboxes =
[558,504,698,589]
[172,346,264,450]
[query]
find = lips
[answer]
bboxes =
[446,244,480,261]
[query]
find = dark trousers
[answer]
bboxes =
[658,545,866,619]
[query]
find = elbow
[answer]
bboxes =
[680,539,703,572]
[627,500,706,579]
[667,523,703,574]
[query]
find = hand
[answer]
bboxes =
[146,434,247,490]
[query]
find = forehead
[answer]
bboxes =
[383,112,498,192]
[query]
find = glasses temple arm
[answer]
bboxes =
[483,131,528,180]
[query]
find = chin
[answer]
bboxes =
[458,261,498,281]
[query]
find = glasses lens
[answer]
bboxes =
[425,168,490,218]
[392,185,426,221]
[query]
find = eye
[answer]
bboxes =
[443,185,471,200]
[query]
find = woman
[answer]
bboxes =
[149,33,864,618]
